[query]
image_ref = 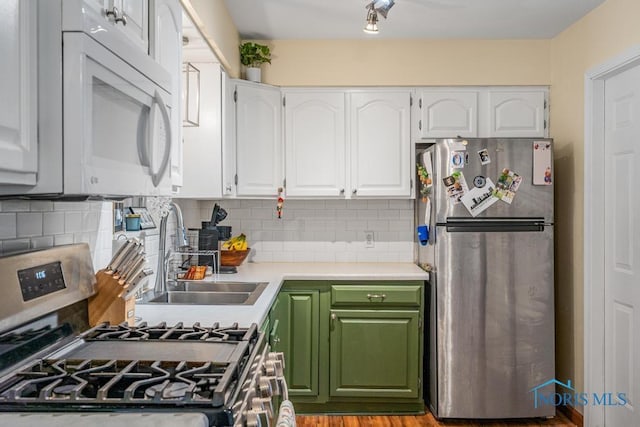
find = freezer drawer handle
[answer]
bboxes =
[367,293,386,301]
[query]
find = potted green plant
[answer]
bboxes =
[239,42,271,83]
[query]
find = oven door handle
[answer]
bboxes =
[138,90,173,187]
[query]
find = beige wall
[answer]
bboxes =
[549,0,640,405]
[183,0,241,77]
[258,39,550,86]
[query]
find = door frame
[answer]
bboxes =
[584,44,640,427]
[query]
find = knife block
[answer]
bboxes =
[88,269,136,327]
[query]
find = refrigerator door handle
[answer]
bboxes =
[442,217,548,233]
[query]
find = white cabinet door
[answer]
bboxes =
[235,82,283,196]
[117,0,149,53]
[0,0,38,186]
[180,63,222,199]
[284,91,346,197]
[350,91,411,198]
[417,90,478,138]
[221,70,237,197]
[149,0,182,190]
[487,90,547,138]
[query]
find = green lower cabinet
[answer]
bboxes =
[329,309,420,399]
[270,288,323,399]
[270,280,425,413]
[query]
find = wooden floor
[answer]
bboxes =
[296,411,576,427]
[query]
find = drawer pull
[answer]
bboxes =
[366,293,387,301]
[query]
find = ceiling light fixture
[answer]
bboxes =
[363,0,395,34]
[363,3,379,34]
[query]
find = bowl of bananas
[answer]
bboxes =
[220,233,251,267]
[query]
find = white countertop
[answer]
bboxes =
[135,262,428,327]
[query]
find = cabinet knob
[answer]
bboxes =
[331,313,337,321]
[105,6,119,20]
[352,189,357,195]
[339,188,345,195]
[116,13,127,26]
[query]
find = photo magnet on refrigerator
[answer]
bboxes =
[493,169,523,204]
[533,142,552,185]
[478,149,491,165]
[460,178,499,217]
[442,171,469,205]
[450,151,465,169]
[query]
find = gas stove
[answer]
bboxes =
[0,245,288,427]
[0,322,263,426]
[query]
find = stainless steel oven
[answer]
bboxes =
[0,245,290,426]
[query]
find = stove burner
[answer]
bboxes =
[83,322,257,343]
[144,381,190,399]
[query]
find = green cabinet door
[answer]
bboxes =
[329,309,420,398]
[272,290,321,398]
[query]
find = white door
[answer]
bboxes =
[604,64,640,426]
[150,0,182,190]
[235,83,283,196]
[350,91,411,198]
[0,0,38,186]
[284,91,346,197]
[487,90,547,138]
[417,90,478,138]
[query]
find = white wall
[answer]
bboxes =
[177,199,414,263]
[0,200,113,269]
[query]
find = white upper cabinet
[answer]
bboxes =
[486,90,547,138]
[350,91,412,198]
[222,70,237,197]
[415,87,548,139]
[149,0,182,191]
[0,0,38,186]
[235,82,283,197]
[180,63,222,199]
[283,91,346,197]
[417,90,478,139]
[118,0,149,52]
[71,0,149,54]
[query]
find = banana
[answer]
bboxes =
[224,234,247,250]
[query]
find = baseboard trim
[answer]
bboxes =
[559,405,584,427]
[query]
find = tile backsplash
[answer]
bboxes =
[0,200,113,268]
[176,199,415,263]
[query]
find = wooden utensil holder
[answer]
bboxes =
[88,269,136,327]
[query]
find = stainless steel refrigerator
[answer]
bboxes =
[415,138,555,419]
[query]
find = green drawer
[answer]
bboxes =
[331,285,421,307]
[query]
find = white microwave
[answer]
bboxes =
[0,0,174,199]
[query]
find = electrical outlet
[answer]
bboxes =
[365,231,375,248]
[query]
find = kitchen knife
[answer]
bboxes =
[122,262,148,289]
[105,239,134,274]
[122,268,154,300]
[113,245,143,279]
[119,256,146,285]
[109,240,141,275]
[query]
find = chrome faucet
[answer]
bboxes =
[154,202,188,293]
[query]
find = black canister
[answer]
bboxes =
[198,222,219,267]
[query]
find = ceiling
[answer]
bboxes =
[223,0,605,40]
